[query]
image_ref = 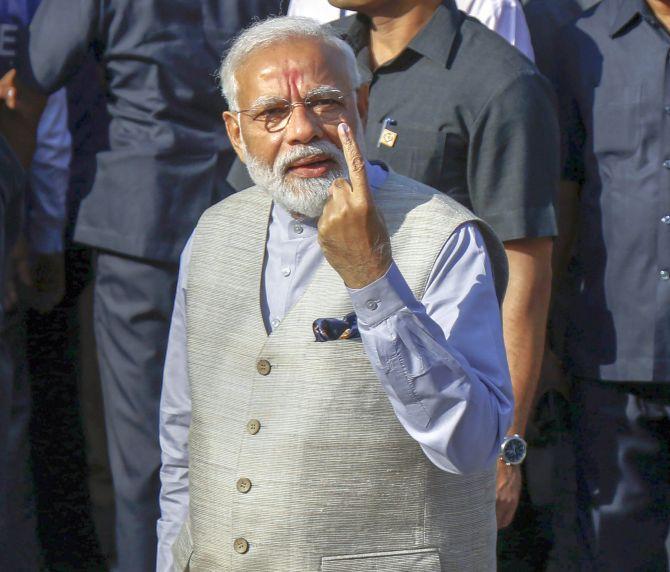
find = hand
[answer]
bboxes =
[0,69,47,168]
[3,235,65,314]
[317,123,392,289]
[495,462,522,529]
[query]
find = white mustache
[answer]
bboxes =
[274,142,346,176]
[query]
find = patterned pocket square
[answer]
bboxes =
[312,312,360,342]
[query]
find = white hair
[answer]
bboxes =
[218,16,363,110]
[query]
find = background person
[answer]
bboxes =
[288,0,535,59]
[557,0,670,568]
[3,1,282,569]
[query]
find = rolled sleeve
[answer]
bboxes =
[468,70,560,242]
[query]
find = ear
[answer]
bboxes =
[355,83,370,128]
[223,111,247,164]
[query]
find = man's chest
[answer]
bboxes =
[363,70,471,207]
[577,27,668,172]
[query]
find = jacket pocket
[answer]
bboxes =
[321,548,441,571]
[172,520,194,572]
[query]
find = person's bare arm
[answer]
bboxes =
[496,236,553,529]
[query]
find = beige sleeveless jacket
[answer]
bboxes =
[173,172,507,571]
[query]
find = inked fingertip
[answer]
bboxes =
[338,122,350,137]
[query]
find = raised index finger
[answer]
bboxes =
[337,122,371,199]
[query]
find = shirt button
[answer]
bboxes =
[660,270,670,281]
[365,299,380,311]
[281,266,291,277]
[246,419,261,435]
[233,538,249,554]
[664,160,670,169]
[293,223,303,234]
[271,318,280,329]
[236,477,252,493]
[256,359,271,375]
[662,215,670,225]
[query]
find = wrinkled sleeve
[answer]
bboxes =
[348,222,513,474]
[157,237,193,572]
[468,70,559,241]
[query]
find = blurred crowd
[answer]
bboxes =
[0,0,668,571]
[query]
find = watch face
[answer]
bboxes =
[503,437,527,464]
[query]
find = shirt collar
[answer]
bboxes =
[407,2,464,66]
[341,1,463,68]
[610,0,653,37]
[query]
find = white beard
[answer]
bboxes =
[244,140,347,219]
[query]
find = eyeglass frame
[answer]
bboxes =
[232,87,354,133]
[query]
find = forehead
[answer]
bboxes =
[235,38,351,107]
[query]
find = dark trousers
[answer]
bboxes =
[26,246,107,570]
[93,251,178,572]
[0,308,40,571]
[573,378,670,571]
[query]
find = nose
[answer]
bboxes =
[284,103,324,145]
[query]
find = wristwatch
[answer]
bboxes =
[499,434,527,466]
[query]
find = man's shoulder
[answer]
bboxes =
[456,14,535,74]
[379,171,477,223]
[197,186,268,225]
[444,16,550,118]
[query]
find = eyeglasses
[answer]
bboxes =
[235,89,349,133]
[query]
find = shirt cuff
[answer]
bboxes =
[347,262,417,326]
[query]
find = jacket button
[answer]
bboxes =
[246,419,261,435]
[233,537,249,554]
[236,477,252,493]
[256,359,271,375]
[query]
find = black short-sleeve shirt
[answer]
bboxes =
[337,4,559,242]
[228,2,559,243]
[557,0,670,382]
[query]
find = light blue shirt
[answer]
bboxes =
[28,88,70,253]
[156,163,513,571]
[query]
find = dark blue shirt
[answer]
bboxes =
[558,0,670,381]
[21,0,281,263]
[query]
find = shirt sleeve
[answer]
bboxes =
[468,69,559,242]
[27,88,71,253]
[347,222,514,474]
[22,0,101,92]
[157,237,193,572]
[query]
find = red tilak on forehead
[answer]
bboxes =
[284,70,304,97]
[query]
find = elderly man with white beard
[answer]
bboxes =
[157,16,514,572]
